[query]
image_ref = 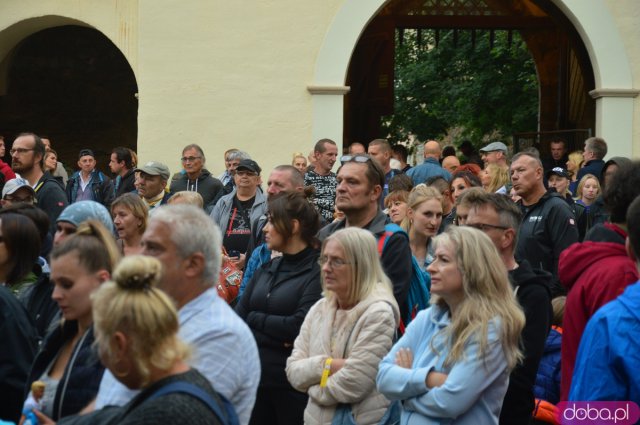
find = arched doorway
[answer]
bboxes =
[309,0,636,158]
[0,25,138,174]
[344,0,595,156]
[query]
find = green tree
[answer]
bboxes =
[383,29,538,145]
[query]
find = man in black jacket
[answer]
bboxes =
[465,191,552,425]
[11,132,68,235]
[109,146,137,197]
[317,154,412,321]
[511,152,578,295]
[170,144,223,213]
[66,148,114,208]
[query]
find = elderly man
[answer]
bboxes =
[406,140,451,186]
[109,147,137,197]
[465,191,552,425]
[318,154,412,321]
[136,161,173,212]
[480,141,510,170]
[211,159,267,269]
[511,152,578,295]
[577,136,607,182]
[441,155,460,174]
[11,132,67,234]
[66,148,114,208]
[304,139,338,223]
[94,205,260,425]
[170,144,223,212]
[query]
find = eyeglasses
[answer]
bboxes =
[318,256,351,268]
[236,170,257,177]
[4,196,34,203]
[340,155,372,164]
[10,148,35,155]
[181,156,202,163]
[465,222,509,231]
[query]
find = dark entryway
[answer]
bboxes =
[0,25,138,174]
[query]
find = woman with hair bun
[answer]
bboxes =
[27,220,119,421]
[236,190,323,425]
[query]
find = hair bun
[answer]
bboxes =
[113,255,162,291]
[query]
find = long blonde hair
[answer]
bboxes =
[321,227,393,307]
[92,255,190,387]
[484,164,510,193]
[431,226,524,371]
[401,184,443,234]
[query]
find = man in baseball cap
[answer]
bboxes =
[1,177,36,207]
[479,141,509,169]
[135,161,172,211]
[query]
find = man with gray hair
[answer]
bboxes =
[577,136,607,183]
[170,143,223,212]
[406,140,451,186]
[464,191,552,425]
[510,152,578,295]
[94,205,260,425]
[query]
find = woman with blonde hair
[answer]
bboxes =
[377,226,525,424]
[28,221,120,421]
[566,151,584,194]
[111,193,148,256]
[575,174,600,208]
[481,164,510,194]
[402,185,443,271]
[286,227,400,425]
[292,152,308,174]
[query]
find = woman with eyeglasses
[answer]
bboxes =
[402,185,443,271]
[286,227,400,425]
[377,226,525,424]
[26,220,120,421]
[235,191,322,425]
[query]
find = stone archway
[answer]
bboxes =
[309,0,637,157]
[0,23,138,174]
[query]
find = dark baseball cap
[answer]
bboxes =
[78,149,95,159]
[236,159,261,175]
[546,167,569,179]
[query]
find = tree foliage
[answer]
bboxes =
[382,29,539,145]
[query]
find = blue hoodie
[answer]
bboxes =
[570,281,640,402]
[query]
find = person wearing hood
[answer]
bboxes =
[464,191,552,425]
[286,227,400,425]
[170,144,223,213]
[558,160,640,401]
[587,156,633,227]
[10,132,68,235]
[569,195,640,402]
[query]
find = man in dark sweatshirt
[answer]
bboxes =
[465,190,552,425]
[170,143,223,213]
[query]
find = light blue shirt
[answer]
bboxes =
[406,158,451,186]
[95,288,260,425]
[377,306,509,425]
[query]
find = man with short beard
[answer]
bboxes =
[11,132,67,234]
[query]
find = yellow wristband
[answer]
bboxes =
[320,357,333,387]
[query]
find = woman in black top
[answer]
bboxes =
[236,190,322,425]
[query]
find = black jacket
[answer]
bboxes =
[28,321,104,420]
[500,260,552,425]
[18,266,60,341]
[66,170,115,208]
[114,168,137,198]
[34,171,69,235]
[0,285,38,424]
[318,211,413,321]
[235,246,321,389]
[515,192,579,296]
[169,169,224,213]
[576,159,605,182]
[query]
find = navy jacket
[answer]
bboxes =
[66,170,115,208]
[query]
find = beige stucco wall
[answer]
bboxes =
[0,0,637,178]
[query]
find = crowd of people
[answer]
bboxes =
[0,131,638,425]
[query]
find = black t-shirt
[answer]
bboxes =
[222,196,255,253]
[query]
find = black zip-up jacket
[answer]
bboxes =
[18,265,59,341]
[515,191,579,296]
[114,168,137,198]
[34,171,69,235]
[27,321,104,420]
[169,169,224,213]
[500,260,552,425]
[235,246,321,389]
